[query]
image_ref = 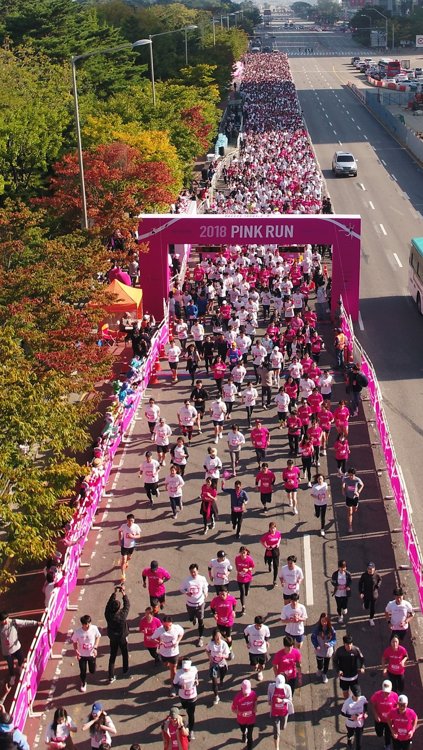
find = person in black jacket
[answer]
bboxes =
[104,585,130,683]
[358,562,382,628]
[347,363,368,417]
[334,634,365,699]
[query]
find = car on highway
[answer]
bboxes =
[351,56,361,65]
[332,151,358,177]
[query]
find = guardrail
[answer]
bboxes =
[9,320,169,731]
[339,300,423,610]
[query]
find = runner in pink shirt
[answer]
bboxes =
[139,607,162,663]
[317,402,334,455]
[142,560,171,608]
[260,522,282,586]
[382,636,408,694]
[388,694,417,748]
[370,680,399,748]
[255,463,276,513]
[210,587,237,654]
[333,435,350,476]
[308,417,323,467]
[282,460,301,514]
[334,400,350,438]
[272,636,302,695]
[235,546,255,614]
[250,419,270,467]
[307,387,323,416]
[231,680,257,750]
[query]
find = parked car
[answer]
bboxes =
[351,55,360,65]
[332,151,358,177]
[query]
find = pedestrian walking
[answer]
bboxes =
[243,383,258,428]
[235,546,255,614]
[267,674,294,749]
[308,416,323,466]
[204,446,222,489]
[185,344,200,388]
[311,612,336,684]
[170,437,189,477]
[199,477,218,534]
[167,341,182,383]
[174,319,188,352]
[139,451,160,506]
[334,400,350,437]
[279,556,304,603]
[272,636,302,695]
[152,616,184,692]
[299,435,313,486]
[260,522,281,586]
[172,660,199,741]
[221,479,249,539]
[358,562,382,627]
[222,375,238,420]
[342,467,364,534]
[206,628,230,704]
[142,561,171,608]
[139,607,162,664]
[45,707,77,750]
[250,419,270,466]
[341,684,368,750]
[385,588,414,642]
[255,463,276,514]
[231,680,257,750]
[203,335,215,374]
[244,616,270,682]
[334,635,365,699]
[286,408,301,456]
[164,465,185,519]
[346,363,368,417]
[180,564,209,647]
[153,418,173,467]
[82,704,116,749]
[232,362,247,394]
[212,355,227,396]
[210,587,237,656]
[104,585,130,683]
[227,424,246,476]
[370,679,399,749]
[382,635,408,693]
[71,615,101,693]
[333,434,350,476]
[281,594,308,649]
[144,397,160,437]
[190,380,208,433]
[208,550,233,594]
[161,706,189,750]
[177,400,197,445]
[388,694,417,750]
[0,612,38,686]
[257,359,273,408]
[331,560,352,624]
[282,459,301,514]
[118,513,141,579]
[310,473,329,537]
[210,396,227,444]
[317,401,334,455]
[275,386,290,428]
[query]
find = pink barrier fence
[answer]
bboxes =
[340,301,423,610]
[10,321,169,731]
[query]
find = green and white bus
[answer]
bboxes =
[409,237,423,314]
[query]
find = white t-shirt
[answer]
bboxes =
[152,623,184,657]
[72,624,101,656]
[153,424,172,446]
[385,599,413,630]
[178,405,197,426]
[311,482,328,506]
[145,403,160,422]
[140,459,160,483]
[165,474,184,497]
[243,388,258,406]
[270,350,283,368]
[46,717,77,743]
[167,345,181,363]
[207,639,230,666]
[299,378,315,399]
[211,401,227,421]
[222,383,238,403]
[119,522,141,549]
[175,322,188,339]
[191,324,205,341]
[232,365,246,383]
[204,455,222,479]
[171,445,187,466]
[228,431,246,450]
[244,624,270,654]
[180,575,209,606]
[335,571,348,597]
[174,666,198,700]
[279,565,304,597]
[236,335,252,354]
[341,696,368,728]
[281,604,308,636]
[275,392,290,411]
[209,558,232,585]
[252,345,267,365]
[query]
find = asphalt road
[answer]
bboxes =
[278,32,423,557]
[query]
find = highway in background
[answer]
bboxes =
[271,27,423,548]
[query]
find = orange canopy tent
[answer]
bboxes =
[103,279,143,320]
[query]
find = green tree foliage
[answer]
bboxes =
[0,49,71,197]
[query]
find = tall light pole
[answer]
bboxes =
[371,7,388,50]
[149,25,198,73]
[184,24,198,65]
[212,18,220,46]
[71,39,152,231]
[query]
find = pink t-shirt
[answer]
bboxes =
[235,554,255,583]
[282,466,301,490]
[256,471,275,493]
[389,707,417,741]
[210,595,237,626]
[272,648,302,678]
[142,567,170,597]
[383,645,408,674]
[318,409,334,431]
[139,615,162,647]
[250,427,270,449]
[370,690,399,722]
[260,530,281,549]
[231,692,258,725]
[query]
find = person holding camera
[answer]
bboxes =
[104,585,130,683]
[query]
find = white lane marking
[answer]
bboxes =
[392,174,398,182]
[357,125,361,131]
[369,201,375,210]
[380,224,387,236]
[359,183,366,191]
[333,130,337,136]
[382,159,387,166]
[303,535,314,607]
[328,121,332,126]
[338,140,343,145]
[364,135,368,140]
[393,253,403,268]
[358,311,364,331]
[351,117,355,122]
[346,110,349,114]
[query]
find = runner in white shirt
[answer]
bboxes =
[144,397,160,437]
[191,322,205,357]
[72,616,101,692]
[281,594,308,648]
[270,347,284,388]
[318,372,333,401]
[207,629,231,703]
[153,418,172,466]
[232,363,247,394]
[167,342,182,383]
[139,450,160,506]
[227,424,246,476]
[243,383,258,428]
[152,616,184,687]
[236,333,252,362]
[177,400,197,444]
[174,321,188,352]
[180,563,209,646]
[279,556,304,603]
[244,617,271,680]
[222,377,238,420]
[210,397,227,443]
[165,465,185,519]
[203,447,222,488]
[385,589,414,639]
[299,376,315,400]
[118,512,142,578]
[172,660,199,737]
[288,358,303,381]
[208,551,233,592]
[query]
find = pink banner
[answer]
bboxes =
[10,322,169,731]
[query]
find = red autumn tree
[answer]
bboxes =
[35,142,178,235]
[181,106,213,152]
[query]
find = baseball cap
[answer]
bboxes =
[398,695,408,705]
[150,560,159,570]
[382,680,392,692]
[367,562,375,568]
[169,707,180,718]
[241,679,252,695]
[275,675,286,688]
[351,684,361,697]
[92,703,103,714]
[217,550,226,558]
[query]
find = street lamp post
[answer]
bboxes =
[184,24,198,65]
[71,39,152,231]
[212,18,220,46]
[371,7,388,50]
